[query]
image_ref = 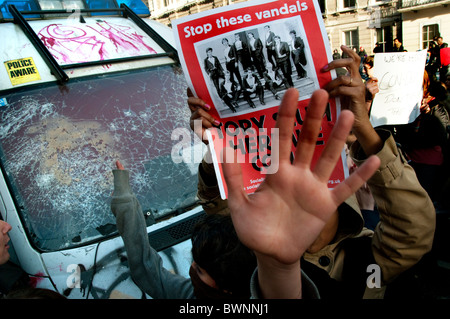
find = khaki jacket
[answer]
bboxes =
[196,130,436,299]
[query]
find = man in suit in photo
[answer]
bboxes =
[274,35,294,88]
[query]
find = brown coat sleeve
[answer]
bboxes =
[350,129,436,285]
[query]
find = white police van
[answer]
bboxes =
[0,0,205,299]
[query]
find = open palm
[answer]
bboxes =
[222,89,380,265]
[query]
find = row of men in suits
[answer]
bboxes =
[204,28,308,112]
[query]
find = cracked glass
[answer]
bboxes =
[0,65,201,251]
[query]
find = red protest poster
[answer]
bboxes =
[172,0,348,199]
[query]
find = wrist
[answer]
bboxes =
[351,119,383,156]
[256,253,302,299]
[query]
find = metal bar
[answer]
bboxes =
[20,8,125,15]
[120,3,179,64]
[8,4,69,83]
[60,52,173,69]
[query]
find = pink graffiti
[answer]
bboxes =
[29,272,45,288]
[38,21,157,64]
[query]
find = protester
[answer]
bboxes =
[0,220,31,298]
[187,45,436,299]
[110,161,257,299]
[445,72,450,93]
[332,49,341,60]
[359,55,373,81]
[437,37,449,81]
[0,220,11,266]
[358,46,368,60]
[426,41,440,80]
[373,42,383,54]
[389,71,450,203]
[392,38,406,52]
[3,287,66,299]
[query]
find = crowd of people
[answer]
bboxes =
[204,26,309,113]
[1,37,449,300]
[190,44,448,299]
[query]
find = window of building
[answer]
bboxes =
[376,26,393,53]
[422,24,439,49]
[344,29,359,51]
[343,0,356,8]
[318,0,326,13]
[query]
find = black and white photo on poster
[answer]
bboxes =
[194,16,319,118]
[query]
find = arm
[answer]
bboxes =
[351,130,435,284]
[111,161,194,299]
[323,45,436,285]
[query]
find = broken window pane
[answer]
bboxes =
[0,65,202,251]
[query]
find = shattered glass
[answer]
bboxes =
[0,65,201,251]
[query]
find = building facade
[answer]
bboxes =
[399,0,450,52]
[148,0,450,55]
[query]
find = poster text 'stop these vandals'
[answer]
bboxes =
[183,1,309,38]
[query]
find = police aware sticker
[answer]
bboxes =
[4,57,41,86]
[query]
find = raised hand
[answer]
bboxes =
[223,88,379,262]
[323,45,382,156]
[221,88,380,298]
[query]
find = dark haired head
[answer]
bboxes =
[4,287,66,299]
[191,214,256,298]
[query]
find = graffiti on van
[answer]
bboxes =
[38,21,158,64]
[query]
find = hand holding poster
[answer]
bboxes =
[172,0,348,199]
[369,50,428,128]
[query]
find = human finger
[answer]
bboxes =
[293,89,329,167]
[331,155,380,205]
[116,160,124,170]
[190,107,220,129]
[322,45,361,77]
[326,83,364,100]
[188,96,212,113]
[274,88,300,163]
[313,110,354,182]
[324,75,357,93]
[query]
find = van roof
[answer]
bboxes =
[0,0,151,21]
[0,0,178,92]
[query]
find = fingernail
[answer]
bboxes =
[321,64,329,72]
[213,119,221,126]
[204,103,211,110]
